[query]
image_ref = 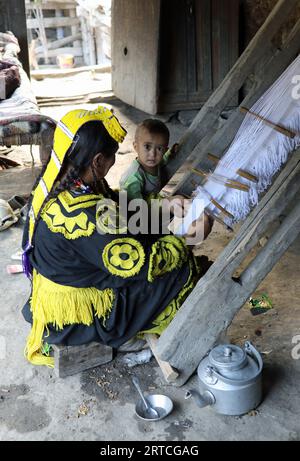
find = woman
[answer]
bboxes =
[22,106,212,367]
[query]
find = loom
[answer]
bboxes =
[176,53,300,235]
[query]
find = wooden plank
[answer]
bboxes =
[211,0,239,98]
[53,342,113,378]
[194,0,212,95]
[156,150,300,386]
[35,33,82,53]
[70,8,81,50]
[31,64,110,79]
[164,0,299,183]
[27,17,80,29]
[36,47,83,58]
[80,16,90,66]
[144,334,179,383]
[158,0,239,112]
[172,15,300,196]
[26,2,76,9]
[112,0,161,115]
[86,17,97,66]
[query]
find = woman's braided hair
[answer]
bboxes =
[27,120,118,220]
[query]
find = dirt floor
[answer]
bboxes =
[0,96,299,441]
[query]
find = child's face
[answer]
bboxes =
[134,128,169,171]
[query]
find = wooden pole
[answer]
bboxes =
[207,153,258,183]
[190,167,250,192]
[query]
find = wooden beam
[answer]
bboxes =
[27,17,80,29]
[35,33,81,53]
[156,149,300,386]
[36,47,83,58]
[144,334,179,383]
[70,7,81,50]
[26,2,76,9]
[164,0,299,185]
[172,15,300,196]
[31,64,111,79]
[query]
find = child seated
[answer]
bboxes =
[120,119,211,244]
[120,119,177,201]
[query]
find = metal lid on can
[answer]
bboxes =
[209,344,247,372]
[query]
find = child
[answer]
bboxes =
[120,119,177,201]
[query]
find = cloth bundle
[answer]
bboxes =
[0,60,21,100]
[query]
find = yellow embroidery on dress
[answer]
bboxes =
[148,235,188,282]
[102,238,145,278]
[140,259,196,336]
[59,190,102,212]
[28,106,127,245]
[42,200,95,240]
[96,201,127,235]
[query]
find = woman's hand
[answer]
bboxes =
[162,195,191,217]
[184,212,213,246]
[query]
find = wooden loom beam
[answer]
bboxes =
[172,15,300,196]
[156,150,300,386]
[163,0,300,196]
[154,1,300,385]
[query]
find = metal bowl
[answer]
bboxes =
[135,394,173,421]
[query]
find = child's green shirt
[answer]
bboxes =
[120,149,172,200]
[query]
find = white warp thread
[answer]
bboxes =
[178,53,300,234]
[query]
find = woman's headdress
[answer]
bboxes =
[27,106,127,248]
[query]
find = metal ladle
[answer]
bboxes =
[132,376,159,419]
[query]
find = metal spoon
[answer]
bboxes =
[132,376,159,419]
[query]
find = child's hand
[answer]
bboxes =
[184,212,213,246]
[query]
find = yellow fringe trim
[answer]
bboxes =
[148,235,188,282]
[25,271,114,367]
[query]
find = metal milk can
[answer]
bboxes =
[185,341,263,415]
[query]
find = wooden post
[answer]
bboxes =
[86,13,97,66]
[55,9,64,40]
[70,7,82,63]
[80,16,90,66]
[156,150,300,386]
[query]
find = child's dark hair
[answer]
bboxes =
[135,119,170,143]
